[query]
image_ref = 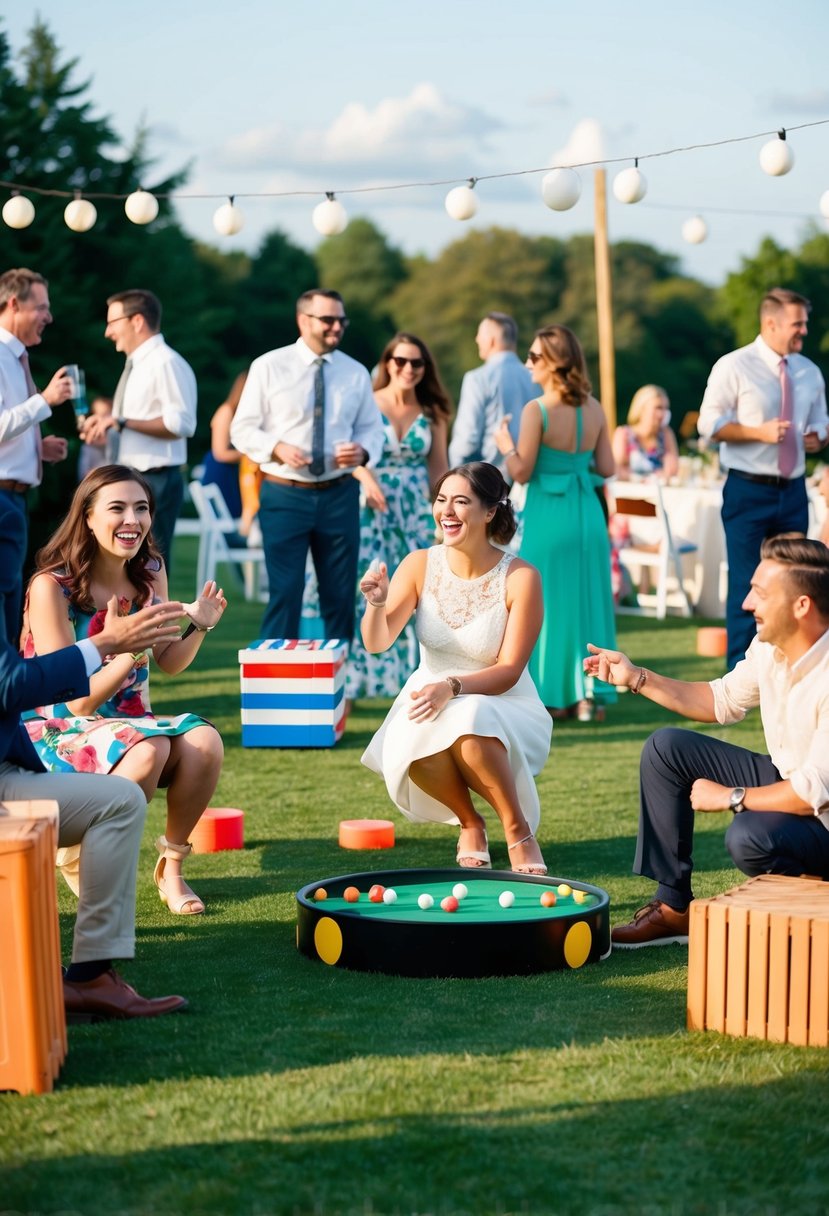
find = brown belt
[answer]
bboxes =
[262,474,344,491]
[0,479,32,494]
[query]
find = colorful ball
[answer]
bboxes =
[440,895,459,913]
[540,891,557,908]
[313,888,328,902]
[452,882,468,900]
[498,890,515,909]
[418,893,434,910]
[557,883,573,897]
[573,889,589,904]
[343,886,360,903]
[382,888,398,904]
[368,884,385,903]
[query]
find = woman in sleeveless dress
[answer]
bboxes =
[361,462,552,873]
[611,384,679,480]
[346,333,451,700]
[22,464,226,916]
[495,324,617,721]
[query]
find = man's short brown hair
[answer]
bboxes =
[107,289,162,332]
[760,287,812,322]
[0,268,48,311]
[760,534,829,615]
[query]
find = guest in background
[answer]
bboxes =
[496,324,616,722]
[612,384,679,481]
[346,333,451,700]
[22,465,226,917]
[200,372,246,519]
[77,397,113,482]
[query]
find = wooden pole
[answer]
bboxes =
[593,168,616,430]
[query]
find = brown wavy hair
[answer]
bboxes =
[372,332,452,424]
[533,324,592,407]
[32,464,162,611]
[434,462,517,545]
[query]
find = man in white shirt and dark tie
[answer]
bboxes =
[231,289,384,641]
[83,289,197,576]
[0,267,72,644]
[698,288,828,669]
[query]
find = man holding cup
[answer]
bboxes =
[0,268,72,644]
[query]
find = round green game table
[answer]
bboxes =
[296,868,611,978]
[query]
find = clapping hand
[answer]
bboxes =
[183,581,227,631]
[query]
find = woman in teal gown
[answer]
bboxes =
[495,324,617,720]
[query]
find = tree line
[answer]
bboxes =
[3,19,829,558]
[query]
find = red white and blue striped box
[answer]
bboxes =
[239,639,347,748]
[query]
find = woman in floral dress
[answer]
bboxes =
[346,333,451,699]
[22,464,226,916]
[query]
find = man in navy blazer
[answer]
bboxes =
[1,594,190,1021]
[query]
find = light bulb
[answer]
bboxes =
[541,169,581,211]
[125,189,159,225]
[64,198,97,232]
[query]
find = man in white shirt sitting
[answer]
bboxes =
[84,289,197,576]
[698,288,828,668]
[231,289,384,641]
[585,535,829,947]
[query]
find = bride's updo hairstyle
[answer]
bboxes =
[434,462,517,545]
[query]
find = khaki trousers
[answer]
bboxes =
[0,762,146,963]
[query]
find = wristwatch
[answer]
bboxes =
[729,786,746,814]
[445,676,463,697]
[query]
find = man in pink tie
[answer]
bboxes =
[698,288,828,668]
[0,268,73,644]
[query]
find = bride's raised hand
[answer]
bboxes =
[183,581,227,631]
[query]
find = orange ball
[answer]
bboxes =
[343,886,360,903]
[313,888,328,902]
[440,895,459,913]
[368,884,385,903]
[540,891,557,908]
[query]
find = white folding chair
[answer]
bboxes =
[613,484,698,619]
[188,481,266,601]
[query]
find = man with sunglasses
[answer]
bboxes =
[449,312,533,475]
[231,289,384,641]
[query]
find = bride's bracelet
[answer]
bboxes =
[365,597,387,607]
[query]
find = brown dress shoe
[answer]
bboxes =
[611,899,690,949]
[63,968,188,1023]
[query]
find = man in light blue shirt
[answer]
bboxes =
[448,312,533,474]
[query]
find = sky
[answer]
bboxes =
[4,0,829,285]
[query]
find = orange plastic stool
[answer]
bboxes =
[190,807,244,854]
[696,626,727,658]
[338,819,395,850]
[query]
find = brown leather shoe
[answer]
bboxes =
[611,899,690,949]
[63,968,188,1022]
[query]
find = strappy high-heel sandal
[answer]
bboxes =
[456,828,491,869]
[507,832,548,876]
[153,836,205,915]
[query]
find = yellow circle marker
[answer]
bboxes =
[314,916,344,966]
[563,921,592,969]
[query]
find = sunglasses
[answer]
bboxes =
[390,355,425,370]
[304,314,350,328]
[527,350,543,364]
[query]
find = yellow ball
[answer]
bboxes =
[557,883,572,897]
[573,889,589,904]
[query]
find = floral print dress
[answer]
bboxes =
[346,413,436,699]
[22,578,205,775]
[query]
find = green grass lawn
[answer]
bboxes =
[2,541,828,1216]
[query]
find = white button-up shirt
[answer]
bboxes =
[698,335,828,478]
[231,338,384,481]
[0,326,50,485]
[117,333,197,471]
[710,628,829,825]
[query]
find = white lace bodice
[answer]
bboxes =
[416,545,513,673]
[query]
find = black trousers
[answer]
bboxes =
[636,727,829,909]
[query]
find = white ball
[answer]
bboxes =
[445,185,478,221]
[819,189,829,219]
[213,201,244,236]
[759,137,794,177]
[612,167,647,205]
[452,882,468,901]
[382,888,397,904]
[2,195,35,229]
[498,890,515,909]
[541,168,582,211]
[124,189,159,225]
[312,198,348,236]
[417,893,434,910]
[64,198,97,232]
[682,215,708,245]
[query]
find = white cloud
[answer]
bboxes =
[211,83,503,178]
[548,118,607,169]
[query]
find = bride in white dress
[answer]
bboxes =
[361,462,552,873]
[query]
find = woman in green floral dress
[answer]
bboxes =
[346,334,451,699]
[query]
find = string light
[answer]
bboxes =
[682,215,708,244]
[124,189,159,225]
[759,129,795,177]
[2,193,35,229]
[213,196,244,235]
[612,161,647,205]
[444,180,478,221]
[312,193,348,236]
[64,194,96,232]
[541,168,581,211]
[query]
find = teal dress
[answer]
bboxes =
[519,401,617,710]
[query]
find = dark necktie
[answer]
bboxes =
[107,356,133,462]
[19,352,43,480]
[778,357,797,479]
[309,357,326,476]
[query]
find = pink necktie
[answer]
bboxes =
[778,358,798,479]
[19,351,43,481]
